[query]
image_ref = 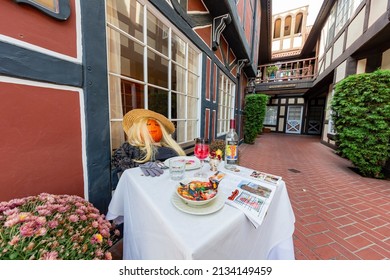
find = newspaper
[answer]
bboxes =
[224,175,277,228]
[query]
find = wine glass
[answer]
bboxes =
[193,137,209,177]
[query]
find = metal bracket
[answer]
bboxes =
[236,59,249,77]
[212,14,232,51]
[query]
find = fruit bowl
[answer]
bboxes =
[176,177,218,206]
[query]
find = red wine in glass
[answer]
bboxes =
[194,138,209,177]
[194,144,209,160]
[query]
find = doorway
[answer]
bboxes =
[286,106,303,134]
[307,106,323,134]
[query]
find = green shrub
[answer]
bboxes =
[244,94,269,144]
[331,69,390,178]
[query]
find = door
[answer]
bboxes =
[286,106,303,134]
[307,106,323,134]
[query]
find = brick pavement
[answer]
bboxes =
[239,133,390,260]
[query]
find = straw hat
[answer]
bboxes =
[122,109,175,135]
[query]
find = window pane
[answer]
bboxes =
[186,120,197,142]
[172,63,186,93]
[188,72,199,97]
[284,16,291,36]
[217,72,235,136]
[295,13,303,34]
[111,120,125,150]
[107,28,144,81]
[172,91,186,119]
[109,75,144,119]
[188,46,198,72]
[148,86,168,116]
[274,18,281,38]
[121,80,145,114]
[175,120,186,143]
[264,106,278,125]
[147,11,168,56]
[107,0,144,42]
[187,97,198,119]
[147,50,168,88]
[172,32,186,66]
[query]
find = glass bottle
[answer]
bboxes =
[224,119,239,170]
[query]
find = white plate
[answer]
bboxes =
[171,192,225,215]
[176,177,218,206]
[164,156,201,170]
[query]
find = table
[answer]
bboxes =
[106,163,296,260]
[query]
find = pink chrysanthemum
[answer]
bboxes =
[9,236,20,246]
[41,251,59,260]
[68,215,79,223]
[0,193,119,260]
[104,252,112,260]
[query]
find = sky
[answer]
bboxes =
[272,0,324,26]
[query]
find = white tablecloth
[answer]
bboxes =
[106,164,296,260]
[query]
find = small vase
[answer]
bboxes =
[209,158,221,171]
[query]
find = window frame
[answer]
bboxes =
[106,0,202,151]
[263,106,278,126]
[217,71,236,137]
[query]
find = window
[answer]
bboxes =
[264,106,278,125]
[106,0,201,150]
[217,72,236,136]
[284,16,292,36]
[334,0,363,35]
[274,18,281,38]
[295,13,303,34]
[325,5,336,47]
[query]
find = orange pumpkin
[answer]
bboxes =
[147,119,162,142]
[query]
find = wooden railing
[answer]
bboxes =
[255,57,318,84]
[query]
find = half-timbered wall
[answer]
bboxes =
[0,0,111,213]
[0,0,261,213]
[0,0,85,202]
[318,0,390,146]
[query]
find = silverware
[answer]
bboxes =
[155,160,169,169]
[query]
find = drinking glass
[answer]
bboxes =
[193,137,209,177]
[169,159,186,181]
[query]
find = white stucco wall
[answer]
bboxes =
[335,60,347,83]
[357,59,367,74]
[325,49,332,69]
[381,48,390,69]
[368,0,388,28]
[346,8,365,49]
[332,32,345,63]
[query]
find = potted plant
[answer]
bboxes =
[266,65,279,79]
[0,193,120,260]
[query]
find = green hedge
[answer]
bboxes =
[331,69,390,178]
[244,94,269,144]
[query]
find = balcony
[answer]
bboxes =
[256,57,317,83]
[248,57,318,95]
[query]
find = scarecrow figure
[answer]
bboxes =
[111,109,185,179]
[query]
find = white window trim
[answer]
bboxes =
[106,0,202,150]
